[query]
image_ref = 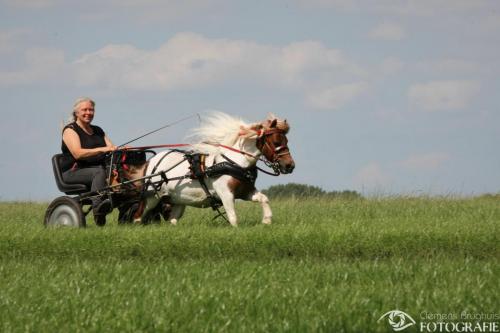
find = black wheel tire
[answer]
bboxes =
[44,196,86,228]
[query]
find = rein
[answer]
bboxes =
[122,142,281,176]
[122,144,192,150]
[120,126,290,177]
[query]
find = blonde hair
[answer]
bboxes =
[70,97,95,122]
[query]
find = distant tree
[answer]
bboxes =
[262,183,361,199]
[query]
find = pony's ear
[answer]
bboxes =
[281,119,290,133]
[270,119,278,128]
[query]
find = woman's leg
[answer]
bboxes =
[62,167,110,216]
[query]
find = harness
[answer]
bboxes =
[185,152,258,217]
[206,155,257,183]
[185,152,221,209]
[108,127,289,222]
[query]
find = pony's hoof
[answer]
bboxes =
[262,217,272,224]
[170,219,177,225]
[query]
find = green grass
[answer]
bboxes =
[0,197,499,332]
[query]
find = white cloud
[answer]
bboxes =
[72,33,264,90]
[71,34,361,94]
[408,80,480,112]
[369,22,405,41]
[305,82,368,110]
[280,41,347,84]
[400,153,450,170]
[0,32,365,110]
[353,162,390,189]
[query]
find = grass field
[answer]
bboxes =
[0,197,499,332]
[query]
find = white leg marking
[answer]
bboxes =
[251,191,272,224]
[168,205,185,225]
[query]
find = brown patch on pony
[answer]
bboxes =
[125,162,149,189]
[133,201,145,222]
[110,161,150,223]
[227,177,256,200]
[129,161,150,221]
[110,162,149,190]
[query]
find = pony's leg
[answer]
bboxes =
[249,190,272,224]
[137,196,160,224]
[216,187,238,226]
[211,177,239,226]
[132,200,145,222]
[167,205,185,225]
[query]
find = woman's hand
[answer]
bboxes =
[102,145,118,153]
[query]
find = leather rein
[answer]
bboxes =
[121,128,290,176]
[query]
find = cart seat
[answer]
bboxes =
[52,154,89,195]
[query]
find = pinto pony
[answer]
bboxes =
[139,112,295,226]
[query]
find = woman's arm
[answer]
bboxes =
[104,135,117,150]
[63,128,116,160]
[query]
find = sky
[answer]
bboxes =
[1,0,499,201]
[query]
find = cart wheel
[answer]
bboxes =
[44,196,86,228]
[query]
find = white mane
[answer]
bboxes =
[188,112,251,154]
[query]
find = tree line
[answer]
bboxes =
[262,183,361,199]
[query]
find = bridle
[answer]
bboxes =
[256,128,291,174]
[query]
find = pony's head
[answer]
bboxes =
[249,114,295,174]
[191,112,295,174]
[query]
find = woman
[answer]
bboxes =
[61,97,117,226]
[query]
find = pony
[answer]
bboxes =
[139,112,295,226]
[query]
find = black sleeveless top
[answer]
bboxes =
[60,122,107,171]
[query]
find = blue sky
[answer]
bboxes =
[1,0,499,200]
